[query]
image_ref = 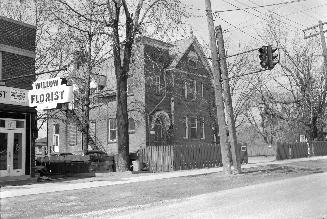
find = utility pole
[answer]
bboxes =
[205,0,231,174]
[215,25,241,173]
[303,20,327,143]
[303,20,327,73]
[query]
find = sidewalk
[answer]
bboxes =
[1,155,326,199]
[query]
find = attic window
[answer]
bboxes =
[188,51,198,69]
[189,59,197,68]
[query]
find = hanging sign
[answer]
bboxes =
[0,86,29,106]
[28,78,73,110]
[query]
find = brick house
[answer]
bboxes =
[47,36,218,155]
[0,16,37,179]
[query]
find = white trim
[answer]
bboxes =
[184,81,188,99]
[0,44,36,58]
[183,117,188,139]
[0,118,26,177]
[190,117,197,138]
[128,118,136,134]
[108,118,117,142]
[201,83,204,98]
[166,68,208,78]
[0,51,2,80]
[155,76,160,93]
[185,79,197,100]
[201,117,205,139]
[194,80,197,99]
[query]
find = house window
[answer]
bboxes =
[200,117,205,139]
[53,124,60,152]
[184,80,197,100]
[155,76,160,93]
[190,117,197,138]
[108,118,117,142]
[68,124,77,146]
[127,78,134,95]
[183,117,188,139]
[128,118,135,134]
[200,82,204,98]
[189,59,197,68]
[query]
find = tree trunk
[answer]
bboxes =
[82,35,93,154]
[116,68,130,171]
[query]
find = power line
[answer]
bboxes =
[221,2,327,34]
[221,0,303,32]
[213,0,312,13]
[215,14,264,42]
[245,0,306,28]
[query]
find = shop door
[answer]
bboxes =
[0,119,26,177]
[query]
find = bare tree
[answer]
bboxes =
[244,14,327,143]
[47,0,188,171]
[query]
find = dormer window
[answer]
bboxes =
[184,79,197,100]
[155,76,161,94]
[188,51,198,69]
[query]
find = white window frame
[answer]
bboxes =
[128,118,136,134]
[190,117,197,138]
[155,76,160,93]
[200,117,205,139]
[53,124,59,152]
[53,134,59,152]
[194,80,197,97]
[108,118,117,142]
[201,82,204,98]
[183,117,188,139]
[185,80,197,100]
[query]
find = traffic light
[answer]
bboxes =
[258,46,268,69]
[267,45,279,70]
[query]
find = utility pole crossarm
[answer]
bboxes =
[303,21,327,39]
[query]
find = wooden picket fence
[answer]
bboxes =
[138,144,222,172]
[276,141,327,160]
[311,141,327,156]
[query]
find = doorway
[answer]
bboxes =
[0,118,26,177]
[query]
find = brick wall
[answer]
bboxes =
[0,17,36,51]
[2,52,35,89]
[0,17,36,89]
[144,43,217,145]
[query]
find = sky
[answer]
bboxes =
[184,0,327,53]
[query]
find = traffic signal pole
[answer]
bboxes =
[215,25,242,173]
[205,0,231,174]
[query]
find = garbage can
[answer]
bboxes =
[132,160,143,171]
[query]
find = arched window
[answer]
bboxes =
[128,118,135,134]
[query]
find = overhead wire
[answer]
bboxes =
[217,2,327,34]
[244,0,306,28]
[214,14,264,43]
[213,0,313,13]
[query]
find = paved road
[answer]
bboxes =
[84,172,327,219]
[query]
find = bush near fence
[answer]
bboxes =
[276,141,327,160]
[35,155,114,175]
[138,144,223,172]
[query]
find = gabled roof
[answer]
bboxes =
[168,36,212,74]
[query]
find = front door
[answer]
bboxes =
[0,119,26,177]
